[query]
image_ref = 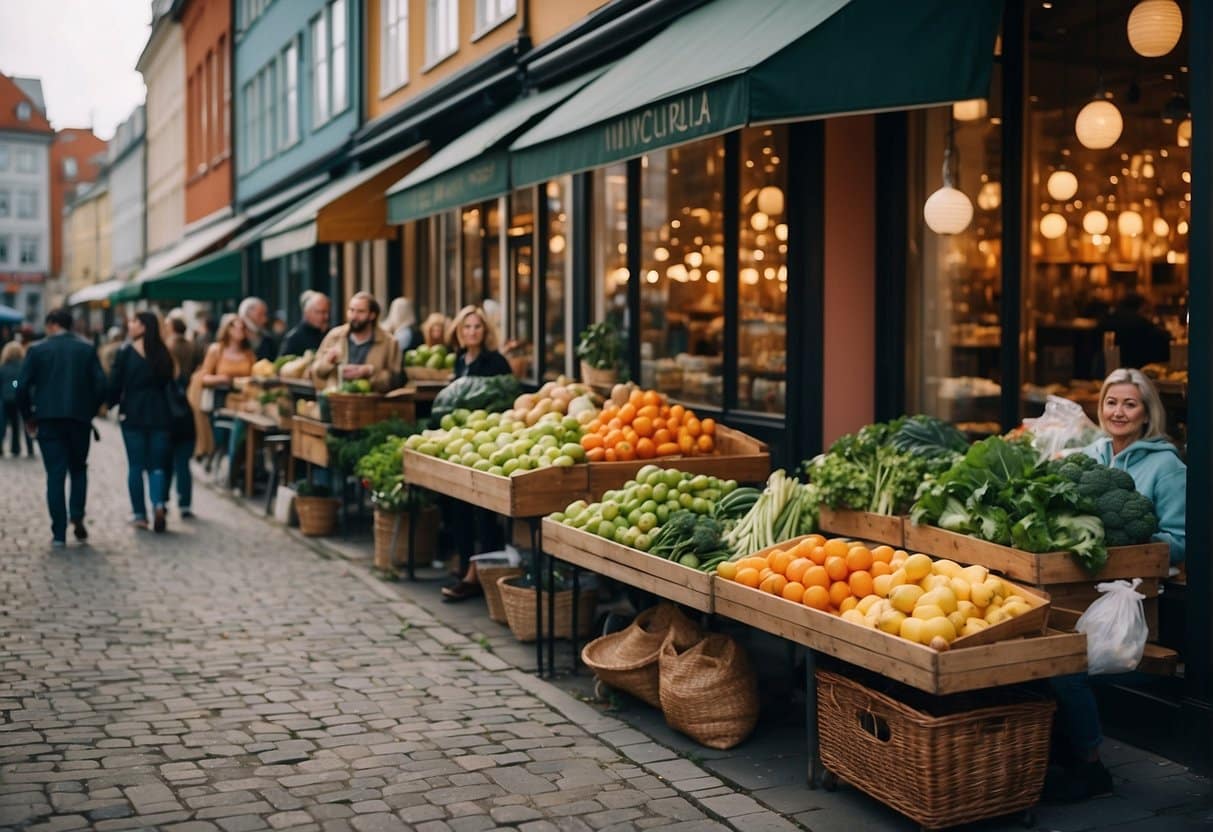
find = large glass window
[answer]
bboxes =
[380,0,409,95]
[16,189,36,219]
[311,13,329,126]
[426,0,458,64]
[639,137,725,408]
[507,187,536,380]
[593,163,629,345]
[280,39,299,147]
[544,177,573,380]
[330,0,348,114]
[442,209,459,313]
[461,206,482,306]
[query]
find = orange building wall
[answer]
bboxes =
[822,115,877,447]
[182,0,232,224]
[366,0,606,122]
[50,129,106,276]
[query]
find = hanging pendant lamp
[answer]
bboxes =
[924,116,973,235]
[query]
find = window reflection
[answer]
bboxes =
[593,163,629,341]
[507,187,535,380]
[544,177,572,380]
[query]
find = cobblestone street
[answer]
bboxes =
[0,423,778,832]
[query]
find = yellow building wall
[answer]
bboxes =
[366,0,607,123]
[65,190,113,294]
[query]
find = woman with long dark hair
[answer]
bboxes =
[108,311,175,532]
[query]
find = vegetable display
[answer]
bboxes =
[404,343,456,370]
[721,470,818,559]
[1043,453,1159,547]
[579,387,717,462]
[405,409,586,475]
[431,374,522,422]
[504,379,601,426]
[356,434,428,512]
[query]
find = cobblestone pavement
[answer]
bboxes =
[0,423,802,832]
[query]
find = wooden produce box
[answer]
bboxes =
[376,389,416,423]
[817,506,905,548]
[902,524,1170,586]
[542,518,713,612]
[291,416,330,468]
[402,449,588,517]
[587,425,771,494]
[405,366,454,383]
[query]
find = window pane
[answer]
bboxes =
[330,0,347,113]
[592,163,629,349]
[312,16,329,125]
[738,126,788,414]
[461,206,482,306]
[507,187,536,380]
[639,138,725,408]
[485,198,502,316]
[442,210,460,312]
[544,177,571,380]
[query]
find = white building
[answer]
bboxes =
[138,0,186,261]
[109,105,147,281]
[0,73,54,323]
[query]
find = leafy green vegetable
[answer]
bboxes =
[355,434,429,512]
[431,374,521,424]
[1045,453,1158,547]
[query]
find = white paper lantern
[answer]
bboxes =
[1083,210,1109,235]
[1118,209,1144,236]
[1177,118,1191,147]
[952,99,988,121]
[1040,212,1068,239]
[1047,170,1079,201]
[1075,99,1124,149]
[1127,0,1183,58]
[977,181,1002,211]
[1153,217,1170,237]
[924,186,973,234]
[756,186,784,216]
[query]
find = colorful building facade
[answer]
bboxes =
[0,72,54,323]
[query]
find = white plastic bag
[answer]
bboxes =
[1075,579,1148,675]
[1021,395,1102,459]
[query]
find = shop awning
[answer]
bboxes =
[386,70,606,224]
[133,214,245,284]
[510,0,1002,186]
[259,142,428,260]
[110,249,242,303]
[68,278,126,306]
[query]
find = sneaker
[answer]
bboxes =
[180,509,194,519]
[1043,759,1114,803]
[72,521,88,541]
[153,507,167,533]
[51,539,66,549]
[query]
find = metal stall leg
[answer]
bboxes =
[530,517,544,677]
[406,485,418,582]
[805,648,822,788]
[570,566,581,673]
[546,523,556,679]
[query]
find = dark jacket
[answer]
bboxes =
[279,322,325,358]
[107,344,172,430]
[17,332,107,424]
[455,349,513,379]
[0,360,19,405]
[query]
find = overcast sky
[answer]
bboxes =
[0,0,150,140]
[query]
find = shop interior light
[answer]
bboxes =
[1040,212,1068,239]
[705,269,721,283]
[952,99,988,121]
[741,267,760,285]
[1153,216,1170,236]
[1075,98,1123,148]
[756,186,784,215]
[774,223,788,241]
[667,264,688,282]
[548,234,566,254]
[1178,118,1192,146]
[1178,220,1189,234]
[654,246,670,262]
[1083,210,1109,234]
[685,250,703,268]
[1118,209,1144,236]
[750,211,770,231]
[924,116,973,235]
[977,181,1002,211]
[1127,0,1183,58]
[1047,169,1079,201]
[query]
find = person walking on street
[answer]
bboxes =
[108,311,175,533]
[163,317,198,519]
[1,341,36,457]
[15,308,107,547]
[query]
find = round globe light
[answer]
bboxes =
[1178,220,1189,235]
[977,181,1002,211]
[1153,217,1170,237]
[756,186,784,216]
[750,211,770,232]
[1177,118,1191,147]
[740,267,760,286]
[1127,0,1183,58]
[1040,212,1068,240]
[1118,209,1144,236]
[952,99,988,121]
[1075,99,1124,149]
[1083,210,1109,235]
[654,246,670,262]
[1047,170,1079,201]
[923,186,973,234]
[549,234,566,254]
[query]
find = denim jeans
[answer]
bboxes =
[163,437,193,510]
[1049,672,1103,755]
[36,419,91,542]
[120,425,170,520]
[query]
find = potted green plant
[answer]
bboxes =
[356,435,439,571]
[293,480,339,537]
[576,321,624,387]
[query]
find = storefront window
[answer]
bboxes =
[544,177,572,380]
[441,209,459,315]
[461,206,481,306]
[485,198,503,328]
[639,137,725,407]
[593,163,629,342]
[507,187,536,381]
[738,126,788,415]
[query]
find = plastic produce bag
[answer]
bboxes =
[1021,395,1102,459]
[1075,579,1148,675]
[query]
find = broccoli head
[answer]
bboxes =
[1047,455,1157,547]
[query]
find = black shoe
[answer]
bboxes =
[153,508,167,533]
[441,580,483,602]
[1043,759,1113,803]
[181,509,194,519]
[72,521,88,541]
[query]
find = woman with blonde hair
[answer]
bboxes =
[450,304,510,379]
[188,313,256,460]
[384,297,421,352]
[421,312,450,349]
[0,340,34,457]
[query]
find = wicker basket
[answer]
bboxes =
[580,361,619,388]
[405,366,454,382]
[296,496,339,537]
[658,633,759,749]
[816,669,1055,830]
[372,507,439,570]
[326,392,382,430]
[497,575,597,642]
[581,603,702,707]
[478,565,525,624]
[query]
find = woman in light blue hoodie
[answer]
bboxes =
[1048,367,1187,803]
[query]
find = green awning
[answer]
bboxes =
[386,69,606,223]
[510,0,1002,186]
[109,250,242,303]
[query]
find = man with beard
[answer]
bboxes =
[312,292,400,393]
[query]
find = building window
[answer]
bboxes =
[311,0,347,127]
[380,0,409,96]
[330,0,347,114]
[16,102,31,121]
[426,0,458,65]
[206,49,216,162]
[0,145,7,170]
[15,148,34,173]
[280,39,299,148]
[243,81,259,171]
[18,236,38,265]
[0,235,9,264]
[200,60,210,168]
[219,34,230,155]
[311,12,329,126]
[261,61,277,161]
[63,157,78,180]
[475,0,514,34]
[0,189,9,218]
[237,0,272,33]
[16,189,36,219]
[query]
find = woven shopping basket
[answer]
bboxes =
[326,392,381,430]
[581,603,701,708]
[478,565,524,624]
[816,669,1055,830]
[497,575,596,642]
[658,633,759,749]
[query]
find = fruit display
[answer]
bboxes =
[579,386,717,462]
[278,351,315,379]
[722,469,818,557]
[503,378,602,426]
[715,536,1035,650]
[404,409,586,475]
[404,343,456,370]
[251,358,276,378]
[335,379,374,394]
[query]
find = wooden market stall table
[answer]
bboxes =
[216,408,290,498]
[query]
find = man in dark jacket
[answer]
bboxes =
[17,308,107,547]
[279,291,330,358]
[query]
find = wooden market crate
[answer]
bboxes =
[404,366,454,383]
[402,449,588,517]
[817,506,905,548]
[375,389,417,423]
[291,416,330,468]
[586,425,771,494]
[326,392,383,430]
[542,518,714,613]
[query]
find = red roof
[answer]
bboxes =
[0,71,53,134]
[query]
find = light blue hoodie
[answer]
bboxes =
[1084,436,1187,564]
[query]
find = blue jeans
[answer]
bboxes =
[121,425,170,520]
[1049,673,1103,755]
[36,419,91,542]
[163,437,193,510]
